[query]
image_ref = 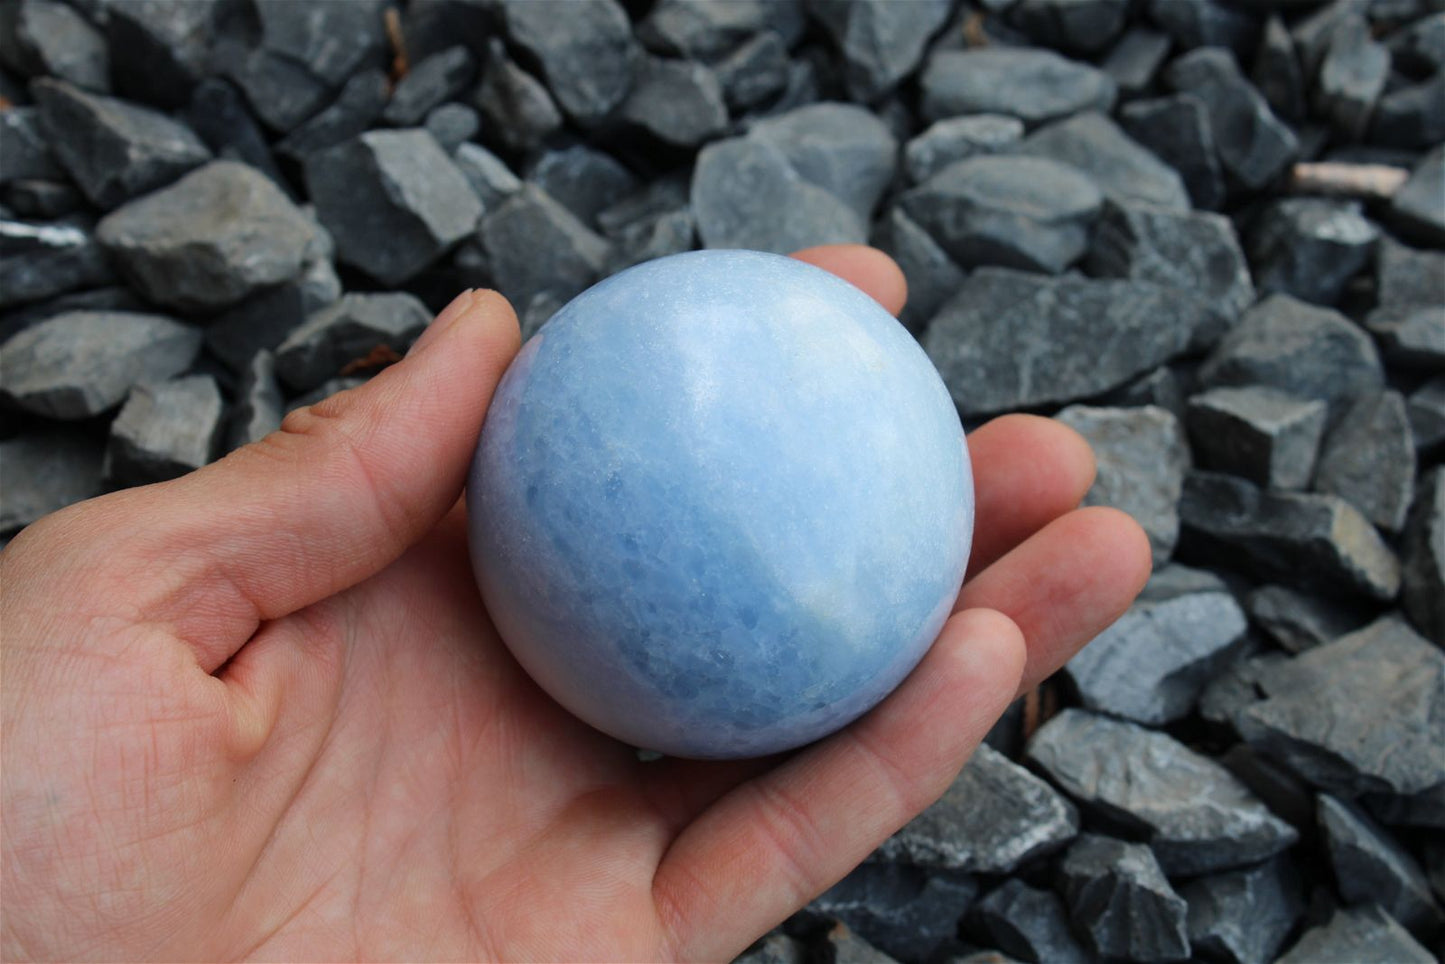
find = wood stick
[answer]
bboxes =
[1290,162,1410,200]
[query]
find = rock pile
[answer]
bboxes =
[1,1,1442,961]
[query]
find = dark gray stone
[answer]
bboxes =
[1118,94,1227,211]
[0,218,115,310]
[870,206,964,335]
[1102,26,1172,96]
[1055,405,1189,566]
[971,880,1087,964]
[1007,0,1128,54]
[924,269,1219,417]
[250,0,388,89]
[1389,145,1445,246]
[1164,48,1298,191]
[228,349,283,450]
[382,47,474,127]
[900,156,1102,274]
[0,286,147,344]
[423,103,479,154]
[639,0,806,60]
[1029,710,1299,876]
[808,862,977,964]
[1148,0,1256,58]
[105,0,220,108]
[529,146,640,230]
[1179,471,1401,601]
[823,923,900,964]
[1179,856,1304,964]
[0,310,201,419]
[712,31,790,113]
[1292,1,1355,79]
[807,0,953,100]
[0,108,62,185]
[1314,13,1391,140]
[498,0,638,126]
[1319,794,1444,937]
[306,130,482,285]
[1313,390,1415,533]
[903,115,1023,185]
[1409,378,1445,456]
[184,78,287,189]
[213,40,332,135]
[1056,834,1190,963]
[471,41,564,155]
[204,257,339,374]
[1136,561,1229,602]
[34,79,211,210]
[1185,386,1327,490]
[479,185,611,312]
[96,161,315,313]
[734,931,805,964]
[615,57,728,149]
[748,103,898,224]
[1387,10,1445,74]
[103,375,224,487]
[877,744,1078,874]
[1403,468,1445,646]
[1248,198,1380,306]
[276,69,389,162]
[1365,305,1445,369]
[1197,294,1385,424]
[518,289,568,343]
[692,137,865,253]
[1198,652,1289,730]
[597,176,691,236]
[0,180,85,220]
[1276,904,1434,964]
[1246,584,1370,654]
[453,143,523,212]
[1018,112,1191,212]
[273,292,431,393]
[1254,15,1306,122]
[0,0,108,92]
[0,430,104,535]
[1236,617,1444,799]
[919,48,1116,126]
[605,207,694,274]
[1103,364,1189,422]
[1370,72,1445,150]
[1367,238,1445,362]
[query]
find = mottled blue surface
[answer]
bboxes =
[468,250,973,758]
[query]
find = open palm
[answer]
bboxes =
[0,247,1149,962]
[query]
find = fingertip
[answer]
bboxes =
[790,244,909,317]
[938,607,1027,707]
[1076,504,1154,599]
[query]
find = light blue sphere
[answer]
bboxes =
[467,250,973,758]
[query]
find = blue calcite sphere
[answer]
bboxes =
[467,250,973,758]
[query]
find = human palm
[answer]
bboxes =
[1,247,1150,962]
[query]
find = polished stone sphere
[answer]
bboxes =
[467,250,973,758]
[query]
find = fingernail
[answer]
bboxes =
[408,289,475,357]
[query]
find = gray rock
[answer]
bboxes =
[1387,10,1445,73]
[183,77,287,188]
[382,47,474,127]
[919,48,1116,126]
[1313,390,1415,533]
[0,430,104,535]
[877,744,1078,874]
[96,161,315,313]
[900,156,1101,274]
[1370,72,1445,150]
[808,862,976,964]
[692,137,865,253]
[1179,856,1304,964]
[105,0,220,108]
[903,115,1024,185]
[924,269,1218,417]
[824,923,900,964]
[870,206,964,335]
[1197,294,1384,424]
[1137,562,1230,602]
[1248,198,1380,306]
[807,0,953,100]
[1235,617,1445,798]
[1102,26,1172,95]
[2,180,86,220]
[1314,13,1391,140]
[734,931,805,964]
[1055,405,1189,566]
[1198,652,1289,730]
[1409,378,1445,457]
[1104,364,1190,422]
[0,107,62,185]
[1276,904,1434,964]
[747,103,898,224]
[479,186,611,312]
[498,0,638,126]
[712,31,790,113]
[274,292,432,394]
[1364,304,1445,370]
[249,0,388,90]
[1246,584,1370,654]
[605,207,694,274]
[529,146,640,230]
[1389,145,1445,246]
[1164,48,1298,191]
[103,375,224,487]
[1291,1,1355,78]
[1179,471,1401,601]
[204,257,339,374]
[453,143,523,212]
[228,349,283,450]
[212,40,332,135]
[597,176,691,236]
[518,290,568,343]
[276,69,389,162]
[1319,794,1444,937]
[0,0,108,92]
[1253,15,1306,122]
[1185,386,1327,490]
[639,0,806,60]
[33,78,211,210]
[471,40,564,155]
[971,881,1087,964]
[1148,0,1256,58]
[423,103,479,154]
[1403,469,1445,646]
[1017,112,1191,212]
[0,218,115,310]
[306,130,482,286]
[0,311,201,419]
[1118,94,1227,211]
[1008,0,1128,54]
[615,56,728,149]
[1087,202,1254,336]
[1056,834,1190,963]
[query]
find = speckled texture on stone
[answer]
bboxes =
[274,292,432,393]
[1275,904,1434,964]
[1402,469,1445,646]
[1318,794,1445,937]
[1018,112,1191,212]
[920,48,1116,125]
[469,251,972,759]
[1185,386,1327,491]
[808,0,953,101]
[1057,834,1190,962]
[1248,198,1380,306]
[103,374,223,487]
[1245,584,1369,654]
[1180,856,1303,964]
[498,0,638,126]
[1313,390,1416,533]
[0,430,104,535]
[806,861,977,963]
[971,879,1089,964]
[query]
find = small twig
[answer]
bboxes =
[1290,161,1410,201]
[962,11,989,48]
[384,6,409,85]
[1022,686,1041,742]
[340,344,403,376]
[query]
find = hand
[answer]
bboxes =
[0,246,1150,962]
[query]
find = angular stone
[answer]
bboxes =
[382,46,474,127]
[0,311,201,419]
[1148,0,1256,58]
[1102,26,1172,95]
[1315,13,1391,140]
[823,923,900,964]
[424,103,479,154]
[925,269,1219,417]
[903,115,1023,185]
[748,103,898,224]
[1007,0,1127,54]
[1018,112,1191,212]
[0,430,104,535]
[1197,295,1384,423]
[1179,856,1304,964]
[1403,469,1445,646]
[273,292,431,394]
[734,932,805,964]
[0,287,147,345]
[96,161,314,313]
[692,137,865,253]
[183,77,288,190]
[971,880,1087,964]
[1137,561,1229,602]
[453,143,523,212]
[105,0,220,108]
[639,0,804,58]
[1319,794,1444,937]
[1057,834,1190,962]
[0,107,62,185]
[615,56,728,149]
[1198,652,1289,730]
[807,862,976,964]
[0,218,115,310]
[1371,72,1445,150]
[1118,94,1227,210]
[1029,711,1299,876]
[1313,390,1415,533]
[0,0,108,92]
[498,0,637,126]
[1246,584,1369,654]
[1365,305,1445,369]
[212,41,331,135]
[529,146,640,230]
[603,208,694,275]
[1389,145,1445,246]
[1236,617,1444,798]
[104,375,224,487]
[1,180,85,220]
[808,0,953,100]
[250,0,388,89]
[306,130,482,285]
[900,156,1101,274]
[919,48,1115,126]
[712,31,790,112]
[471,40,564,155]
[479,186,611,312]
[1103,364,1190,422]
[1254,15,1306,122]
[1248,198,1380,306]
[1276,904,1434,964]
[228,349,283,450]
[204,259,339,374]
[870,207,964,335]
[33,79,211,210]
[596,176,691,237]
[1409,380,1445,461]
[276,69,388,162]
[1185,386,1327,490]
[878,744,1078,874]
[1164,48,1298,191]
